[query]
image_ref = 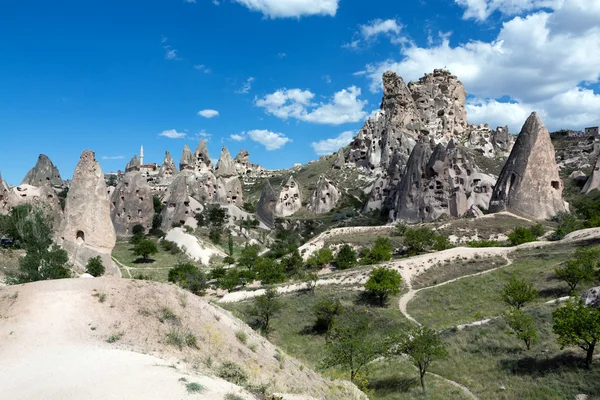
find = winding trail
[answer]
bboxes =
[111,257,169,279]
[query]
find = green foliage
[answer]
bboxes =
[235,330,248,344]
[500,276,538,309]
[508,226,538,245]
[365,267,402,306]
[194,212,205,227]
[217,361,249,386]
[106,175,118,187]
[320,310,381,382]
[209,227,222,244]
[222,256,235,266]
[129,233,144,245]
[160,240,181,255]
[224,393,244,400]
[313,297,343,334]
[166,328,198,350]
[168,263,208,295]
[133,239,159,262]
[85,256,105,277]
[335,244,357,270]
[553,299,600,367]
[152,195,164,214]
[228,233,234,256]
[249,287,283,337]
[466,240,506,248]
[242,201,257,213]
[107,332,123,343]
[307,247,334,269]
[150,213,163,236]
[403,227,452,256]
[255,257,286,284]
[504,308,538,350]
[237,244,261,271]
[392,325,448,392]
[551,212,583,240]
[185,382,204,393]
[361,237,394,264]
[209,265,227,279]
[281,249,303,275]
[132,224,145,236]
[554,247,599,292]
[394,221,408,236]
[57,187,69,211]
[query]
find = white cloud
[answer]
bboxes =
[195,130,212,139]
[198,109,219,118]
[344,19,404,49]
[235,77,255,94]
[359,2,600,131]
[101,155,124,160]
[455,0,561,21]
[161,37,181,61]
[184,0,196,3]
[277,52,287,59]
[255,86,367,125]
[230,133,246,142]
[232,0,339,18]
[159,129,187,139]
[230,130,292,150]
[311,131,354,156]
[193,64,211,73]
[323,75,332,84]
[213,0,220,4]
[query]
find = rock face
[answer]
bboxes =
[179,145,195,171]
[582,154,600,194]
[310,176,340,214]
[194,139,213,170]
[489,112,568,219]
[125,155,141,173]
[215,146,237,178]
[110,172,154,236]
[158,151,178,184]
[275,176,302,217]
[161,174,194,231]
[465,125,515,157]
[58,150,117,274]
[234,150,251,174]
[333,149,345,169]
[256,180,277,228]
[0,173,16,214]
[21,154,63,188]
[8,184,63,227]
[581,286,600,308]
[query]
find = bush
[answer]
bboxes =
[217,361,249,385]
[255,257,287,285]
[313,297,343,333]
[249,287,283,337]
[335,245,357,270]
[504,308,538,350]
[166,328,198,350]
[132,224,145,236]
[554,247,599,292]
[168,263,208,295]
[365,267,403,306]
[403,227,452,255]
[361,237,393,265]
[307,247,334,269]
[133,239,159,262]
[235,330,248,344]
[508,225,545,246]
[500,276,538,309]
[86,256,105,277]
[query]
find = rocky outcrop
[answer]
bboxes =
[333,149,345,169]
[275,176,302,217]
[194,139,213,171]
[110,172,154,236]
[310,176,340,214]
[0,173,16,214]
[158,151,178,184]
[465,125,515,157]
[125,155,141,172]
[8,184,63,227]
[256,180,277,228]
[215,146,237,178]
[21,154,63,188]
[582,286,600,308]
[58,150,117,274]
[161,174,195,231]
[489,112,568,219]
[582,154,600,194]
[215,176,243,206]
[180,145,195,171]
[234,150,251,174]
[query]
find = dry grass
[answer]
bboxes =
[411,255,508,289]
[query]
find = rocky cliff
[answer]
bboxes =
[310,176,340,214]
[110,171,154,236]
[275,176,302,217]
[21,154,63,188]
[256,180,277,228]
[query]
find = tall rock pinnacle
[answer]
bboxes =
[21,154,63,187]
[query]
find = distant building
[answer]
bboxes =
[585,127,599,137]
[140,163,158,174]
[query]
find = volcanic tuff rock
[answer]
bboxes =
[215,146,237,178]
[0,173,16,214]
[465,125,515,157]
[161,174,195,231]
[256,180,277,228]
[194,139,213,170]
[58,150,117,274]
[110,171,154,236]
[179,145,195,171]
[310,176,340,214]
[215,176,243,206]
[582,286,600,308]
[234,150,251,174]
[125,155,141,173]
[489,112,568,219]
[275,176,302,217]
[158,151,178,184]
[333,149,345,169]
[8,184,63,228]
[21,154,63,187]
[582,153,600,194]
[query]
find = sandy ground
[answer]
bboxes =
[165,228,227,265]
[0,278,363,400]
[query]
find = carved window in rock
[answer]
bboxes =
[551,181,560,190]
[76,230,85,244]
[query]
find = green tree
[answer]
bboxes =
[313,297,343,334]
[403,227,436,255]
[238,244,261,271]
[393,325,448,392]
[361,237,394,264]
[249,287,284,338]
[223,256,235,266]
[228,233,234,256]
[307,247,334,269]
[553,299,600,368]
[255,257,286,285]
[364,267,402,306]
[150,213,163,236]
[281,249,303,275]
[86,256,105,277]
[152,195,164,214]
[133,239,159,262]
[500,276,538,309]
[168,263,208,295]
[320,310,381,382]
[335,244,357,270]
[555,247,599,293]
[504,308,538,350]
[507,227,537,246]
[132,224,145,236]
[394,221,408,236]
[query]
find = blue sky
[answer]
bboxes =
[1,0,599,185]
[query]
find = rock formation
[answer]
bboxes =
[582,153,600,194]
[194,139,212,170]
[110,171,154,236]
[275,176,302,217]
[582,286,600,308]
[213,147,243,206]
[58,150,117,274]
[465,125,515,157]
[0,173,16,214]
[125,155,141,173]
[333,149,345,169]
[256,180,277,228]
[9,184,63,227]
[158,151,178,184]
[310,176,340,214]
[215,146,237,178]
[489,112,568,219]
[180,145,195,171]
[234,150,251,174]
[161,174,197,231]
[21,154,63,188]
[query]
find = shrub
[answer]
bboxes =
[255,257,287,285]
[335,245,357,270]
[249,287,283,338]
[133,239,159,262]
[132,224,145,236]
[313,297,343,333]
[224,393,244,400]
[307,247,334,269]
[168,263,208,295]
[217,361,249,385]
[107,332,124,343]
[166,328,198,350]
[365,267,403,306]
[507,225,545,246]
[185,382,204,393]
[85,256,105,277]
[500,276,538,309]
[235,330,248,344]
[504,308,538,350]
[361,237,393,265]
[554,246,599,292]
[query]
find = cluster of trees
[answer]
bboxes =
[194,205,228,243]
[395,223,453,256]
[507,224,545,245]
[552,193,600,240]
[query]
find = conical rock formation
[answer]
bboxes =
[110,171,154,236]
[275,176,302,217]
[215,146,237,178]
[582,154,600,194]
[194,139,213,170]
[21,154,63,188]
[256,180,277,228]
[310,176,340,214]
[161,174,199,231]
[58,150,117,274]
[180,145,195,171]
[158,151,178,184]
[489,112,568,219]
[125,155,141,173]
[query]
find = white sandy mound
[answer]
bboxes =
[165,228,227,265]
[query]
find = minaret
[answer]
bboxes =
[140,145,144,166]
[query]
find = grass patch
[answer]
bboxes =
[107,332,124,343]
[92,292,107,303]
[235,330,248,345]
[224,393,244,400]
[166,328,199,350]
[217,361,249,386]
[412,255,507,289]
[185,382,204,393]
[158,307,180,324]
